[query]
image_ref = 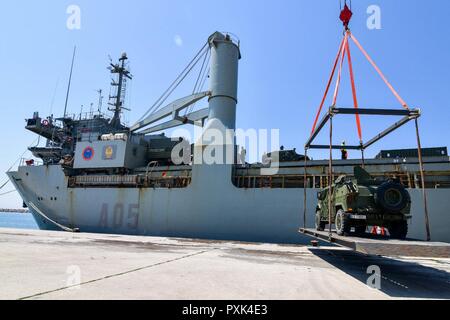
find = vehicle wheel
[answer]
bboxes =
[376,181,410,213]
[354,225,367,236]
[315,211,326,231]
[389,221,408,240]
[335,210,350,236]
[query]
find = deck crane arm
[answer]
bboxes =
[136,108,210,135]
[130,91,211,133]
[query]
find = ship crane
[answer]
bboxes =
[130,38,217,135]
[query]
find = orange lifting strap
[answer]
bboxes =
[310,37,345,137]
[310,30,410,142]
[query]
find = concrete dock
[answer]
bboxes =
[0,228,449,300]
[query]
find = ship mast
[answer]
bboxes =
[108,53,132,128]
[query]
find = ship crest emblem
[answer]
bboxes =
[104,146,114,159]
[82,147,95,161]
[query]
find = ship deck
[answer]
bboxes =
[0,228,449,300]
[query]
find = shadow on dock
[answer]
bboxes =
[309,248,450,299]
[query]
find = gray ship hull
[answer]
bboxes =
[7,163,450,244]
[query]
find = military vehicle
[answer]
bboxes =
[267,148,309,163]
[315,166,412,239]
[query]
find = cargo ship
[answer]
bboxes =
[7,32,450,244]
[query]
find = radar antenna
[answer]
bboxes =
[97,89,104,113]
[107,53,133,128]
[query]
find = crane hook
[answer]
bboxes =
[339,2,353,31]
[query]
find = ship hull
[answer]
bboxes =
[7,164,450,244]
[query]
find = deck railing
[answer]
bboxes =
[233,172,450,189]
[68,174,192,189]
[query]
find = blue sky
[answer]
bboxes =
[1,0,449,208]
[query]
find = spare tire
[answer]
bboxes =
[375,181,410,213]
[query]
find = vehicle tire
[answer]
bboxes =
[389,221,408,240]
[376,181,410,213]
[335,210,350,236]
[315,211,326,231]
[354,225,367,236]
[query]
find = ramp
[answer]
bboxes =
[299,228,450,258]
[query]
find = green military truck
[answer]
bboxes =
[315,166,412,239]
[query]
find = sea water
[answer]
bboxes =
[0,212,38,230]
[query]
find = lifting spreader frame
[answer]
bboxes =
[302,106,431,242]
[301,6,431,241]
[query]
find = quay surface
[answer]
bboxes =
[0,228,449,300]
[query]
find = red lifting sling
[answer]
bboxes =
[310,5,409,142]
